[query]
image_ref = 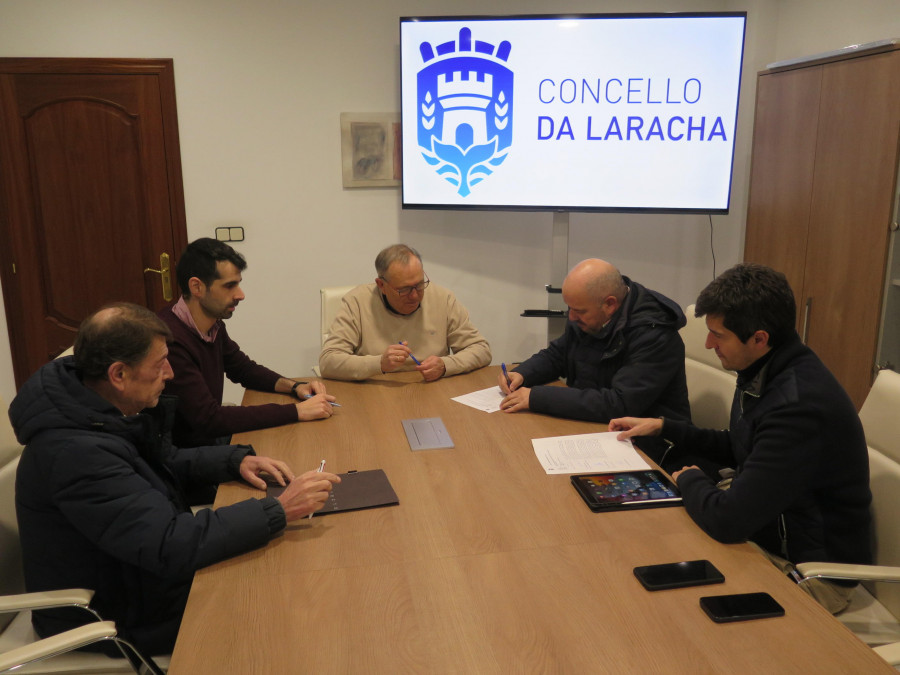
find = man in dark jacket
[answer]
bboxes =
[499,258,690,426]
[11,303,339,655]
[610,263,872,614]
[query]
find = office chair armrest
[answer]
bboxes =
[0,589,95,614]
[0,620,116,672]
[873,641,900,666]
[795,562,900,583]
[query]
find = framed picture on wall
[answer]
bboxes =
[340,112,402,187]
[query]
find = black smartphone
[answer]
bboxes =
[633,560,725,591]
[700,592,785,623]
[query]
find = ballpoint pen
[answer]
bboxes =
[304,394,342,407]
[308,459,326,519]
[501,362,512,388]
[399,341,422,365]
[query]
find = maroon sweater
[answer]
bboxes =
[159,307,298,447]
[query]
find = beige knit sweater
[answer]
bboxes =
[318,283,491,381]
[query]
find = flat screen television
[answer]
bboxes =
[399,13,747,213]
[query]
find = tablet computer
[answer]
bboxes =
[570,470,682,512]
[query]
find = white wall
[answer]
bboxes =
[0,0,897,406]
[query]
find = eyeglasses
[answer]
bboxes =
[379,274,430,297]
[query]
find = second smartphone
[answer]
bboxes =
[633,559,725,591]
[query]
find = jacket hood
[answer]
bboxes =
[9,356,131,446]
[612,277,687,334]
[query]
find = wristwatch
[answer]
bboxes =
[290,381,307,397]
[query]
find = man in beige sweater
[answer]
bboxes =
[319,244,491,381]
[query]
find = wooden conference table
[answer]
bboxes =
[168,367,889,674]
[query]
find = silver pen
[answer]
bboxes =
[308,459,325,519]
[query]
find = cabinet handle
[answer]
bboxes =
[144,252,173,302]
[801,297,812,344]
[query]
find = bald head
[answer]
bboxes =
[561,259,627,335]
[563,259,626,302]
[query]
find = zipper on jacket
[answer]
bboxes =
[778,513,789,559]
[739,388,761,415]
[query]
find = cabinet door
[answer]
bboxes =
[803,50,900,408]
[744,66,822,306]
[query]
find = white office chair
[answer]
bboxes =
[795,369,900,665]
[679,305,736,429]
[312,285,357,377]
[0,395,168,674]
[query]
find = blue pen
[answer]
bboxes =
[501,362,512,388]
[304,394,342,408]
[399,341,422,365]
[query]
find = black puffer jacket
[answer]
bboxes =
[11,357,285,654]
[515,277,690,423]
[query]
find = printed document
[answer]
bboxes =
[451,386,504,413]
[532,432,650,474]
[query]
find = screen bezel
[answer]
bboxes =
[399,12,748,214]
[570,469,682,512]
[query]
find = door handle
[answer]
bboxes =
[801,297,812,344]
[144,252,173,302]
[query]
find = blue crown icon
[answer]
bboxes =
[415,27,514,197]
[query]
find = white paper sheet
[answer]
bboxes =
[531,432,650,474]
[451,386,504,413]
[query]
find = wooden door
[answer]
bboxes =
[0,59,187,388]
[802,50,900,408]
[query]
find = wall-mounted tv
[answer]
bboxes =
[399,13,747,213]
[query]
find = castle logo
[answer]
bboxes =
[414,27,514,197]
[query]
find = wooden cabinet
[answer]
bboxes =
[744,44,900,409]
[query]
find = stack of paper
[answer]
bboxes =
[531,432,650,474]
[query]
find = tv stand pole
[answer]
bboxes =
[548,211,569,342]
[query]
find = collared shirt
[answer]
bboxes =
[171,296,220,344]
[380,291,421,316]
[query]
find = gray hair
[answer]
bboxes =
[585,265,627,303]
[375,244,422,278]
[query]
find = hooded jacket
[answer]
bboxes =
[514,277,691,423]
[665,334,872,566]
[10,357,285,654]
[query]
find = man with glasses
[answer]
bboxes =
[319,244,491,381]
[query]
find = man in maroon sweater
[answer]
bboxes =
[159,238,336,448]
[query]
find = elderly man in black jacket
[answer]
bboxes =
[610,263,872,614]
[499,258,690,426]
[11,302,339,655]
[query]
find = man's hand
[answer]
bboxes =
[498,370,524,395]
[295,394,336,421]
[500,386,531,413]
[672,465,701,481]
[239,455,295,490]
[276,470,341,521]
[291,380,327,399]
[608,417,664,441]
[381,342,412,373]
[415,356,446,382]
